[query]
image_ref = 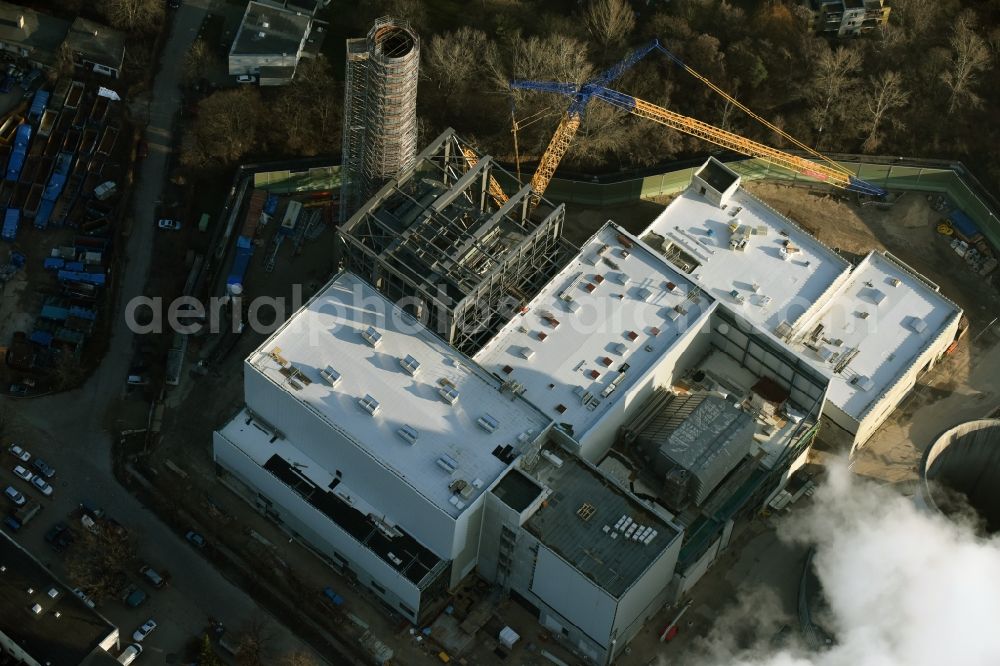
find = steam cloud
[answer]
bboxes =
[675,463,1000,666]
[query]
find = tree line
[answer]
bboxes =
[181,0,1000,195]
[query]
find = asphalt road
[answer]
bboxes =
[1,1,323,662]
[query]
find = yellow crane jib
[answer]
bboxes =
[461,146,509,207]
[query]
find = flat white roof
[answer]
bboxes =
[642,186,851,332]
[245,272,551,518]
[474,222,715,438]
[791,252,961,420]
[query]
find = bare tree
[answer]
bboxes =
[65,522,138,602]
[181,88,263,168]
[99,0,164,32]
[182,39,219,86]
[862,71,909,153]
[424,27,489,104]
[890,0,939,41]
[807,46,862,141]
[940,13,991,114]
[234,616,277,666]
[584,0,636,51]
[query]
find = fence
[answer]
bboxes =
[547,157,1000,250]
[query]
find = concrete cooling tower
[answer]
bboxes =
[920,419,1000,533]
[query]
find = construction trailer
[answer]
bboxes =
[340,129,575,355]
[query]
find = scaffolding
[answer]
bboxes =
[340,17,420,222]
[340,129,576,355]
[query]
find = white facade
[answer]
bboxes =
[216,272,550,621]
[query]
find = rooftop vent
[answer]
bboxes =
[47,588,58,598]
[436,455,458,474]
[397,424,419,445]
[399,354,421,375]
[585,283,596,293]
[650,326,661,336]
[909,317,928,333]
[555,404,567,414]
[626,331,639,341]
[361,326,382,347]
[613,342,628,355]
[869,289,887,306]
[438,385,460,405]
[31,603,42,615]
[537,332,548,341]
[635,287,653,301]
[595,274,606,284]
[502,364,513,374]
[601,357,613,367]
[521,347,535,360]
[589,370,601,380]
[890,277,901,287]
[851,375,875,391]
[319,365,341,386]
[477,414,500,433]
[358,394,380,416]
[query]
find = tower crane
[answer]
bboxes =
[510,41,886,201]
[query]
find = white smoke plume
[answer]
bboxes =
[676,462,1000,666]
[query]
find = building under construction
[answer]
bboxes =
[341,16,420,220]
[339,129,575,355]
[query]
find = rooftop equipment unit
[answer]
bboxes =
[438,386,460,405]
[319,365,341,386]
[358,394,380,416]
[361,326,382,347]
[397,424,419,444]
[399,354,420,375]
[477,414,500,433]
[436,455,458,474]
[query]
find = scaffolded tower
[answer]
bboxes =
[340,129,576,355]
[341,17,420,221]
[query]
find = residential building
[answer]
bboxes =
[805,0,891,36]
[228,0,323,85]
[0,531,120,665]
[64,17,125,78]
[0,2,67,70]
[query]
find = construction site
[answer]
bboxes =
[116,14,1000,666]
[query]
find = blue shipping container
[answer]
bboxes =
[28,90,48,121]
[57,270,106,286]
[34,199,54,229]
[1,208,18,241]
[43,257,65,271]
[29,331,53,347]
[949,210,980,239]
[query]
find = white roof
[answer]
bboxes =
[791,252,961,420]
[245,272,551,518]
[642,186,851,332]
[474,222,715,438]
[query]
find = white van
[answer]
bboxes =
[117,643,142,664]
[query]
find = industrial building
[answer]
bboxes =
[340,129,575,355]
[214,272,553,623]
[0,531,121,665]
[642,159,962,452]
[341,16,420,218]
[215,149,961,663]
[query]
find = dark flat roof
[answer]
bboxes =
[231,1,311,56]
[697,158,739,194]
[0,531,117,665]
[493,469,543,512]
[65,17,125,68]
[525,457,679,598]
[0,2,69,65]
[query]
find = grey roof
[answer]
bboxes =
[645,394,754,505]
[0,531,118,665]
[0,2,69,66]
[231,1,311,57]
[65,17,125,69]
[525,456,679,598]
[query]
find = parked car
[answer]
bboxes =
[45,522,73,552]
[31,475,53,496]
[126,374,148,386]
[93,181,117,201]
[120,584,148,608]
[80,499,105,519]
[236,74,257,84]
[132,619,157,642]
[157,218,181,231]
[9,383,28,396]
[32,458,54,479]
[12,465,31,481]
[7,444,29,461]
[139,565,167,589]
[72,587,96,608]
[3,515,19,531]
[4,485,26,506]
[117,643,142,665]
[185,530,206,548]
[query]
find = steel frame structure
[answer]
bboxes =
[340,129,575,354]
